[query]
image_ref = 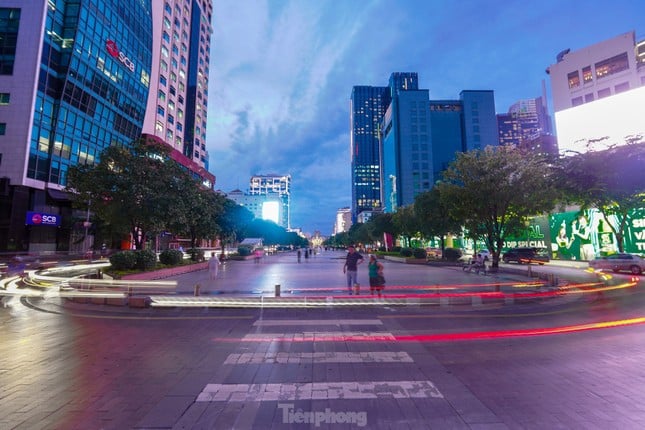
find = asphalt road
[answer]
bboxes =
[1,251,644,429]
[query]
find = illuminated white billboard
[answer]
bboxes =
[555,85,645,155]
[262,201,280,224]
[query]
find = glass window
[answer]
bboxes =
[162,31,170,43]
[0,92,9,104]
[597,88,611,99]
[158,90,165,101]
[157,106,165,116]
[582,66,592,83]
[161,46,169,58]
[0,123,5,135]
[167,114,174,124]
[595,52,629,79]
[567,70,580,88]
[571,96,584,106]
[615,82,630,94]
[584,93,594,103]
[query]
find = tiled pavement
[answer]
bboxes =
[2,250,644,429]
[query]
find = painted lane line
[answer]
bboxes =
[223,351,413,364]
[196,380,443,402]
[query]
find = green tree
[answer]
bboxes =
[215,198,254,255]
[170,183,225,249]
[66,139,192,250]
[438,145,557,269]
[392,205,421,248]
[556,142,645,252]
[414,187,462,253]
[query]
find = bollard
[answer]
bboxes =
[275,284,281,297]
[194,284,201,296]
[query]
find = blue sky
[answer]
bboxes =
[206,0,644,236]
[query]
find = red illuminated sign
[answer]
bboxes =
[105,40,135,73]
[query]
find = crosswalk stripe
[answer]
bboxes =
[223,351,413,364]
[197,380,444,402]
[241,332,395,341]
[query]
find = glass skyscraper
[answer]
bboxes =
[350,85,388,220]
[0,0,153,252]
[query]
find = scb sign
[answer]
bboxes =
[26,211,61,227]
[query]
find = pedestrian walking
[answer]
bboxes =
[368,255,385,298]
[208,251,220,281]
[343,245,364,295]
[297,249,302,263]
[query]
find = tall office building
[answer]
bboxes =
[497,93,556,156]
[0,1,153,252]
[351,73,498,215]
[381,74,432,212]
[333,207,352,235]
[428,91,498,188]
[546,30,645,154]
[248,174,291,229]
[350,85,389,221]
[143,0,213,174]
[226,189,283,226]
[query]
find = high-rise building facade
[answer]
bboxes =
[333,207,352,235]
[350,85,388,221]
[428,91,498,189]
[381,82,432,211]
[497,94,556,156]
[350,73,498,215]
[226,189,283,226]
[143,0,213,173]
[0,1,153,252]
[546,30,645,154]
[248,174,291,229]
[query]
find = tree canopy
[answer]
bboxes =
[66,139,220,250]
[437,145,558,267]
[556,142,645,251]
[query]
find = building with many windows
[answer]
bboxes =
[248,174,291,229]
[350,73,499,216]
[0,1,153,252]
[497,92,556,156]
[333,207,352,235]
[350,85,389,221]
[143,0,213,173]
[381,74,432,212]
[546,30,645,154]
[226,189,283,226]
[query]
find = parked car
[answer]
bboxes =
[502,247,549,265]
[589,253,645,275]
[425,247,442,259]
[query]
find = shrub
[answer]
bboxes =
[159,249,184,266]
[412,248,427,259]
[186,248,205,262]
[109,251,137,270]
[443,247,463,262]
[237,246,252,256]
[135,249,157,270]
[391,246,402,253]
[399,247,413,257]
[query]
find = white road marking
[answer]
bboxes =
[197,380,444,402]
[223,351,413,364]
[241,332,395,341]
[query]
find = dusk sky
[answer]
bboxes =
[206,0,644,236]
